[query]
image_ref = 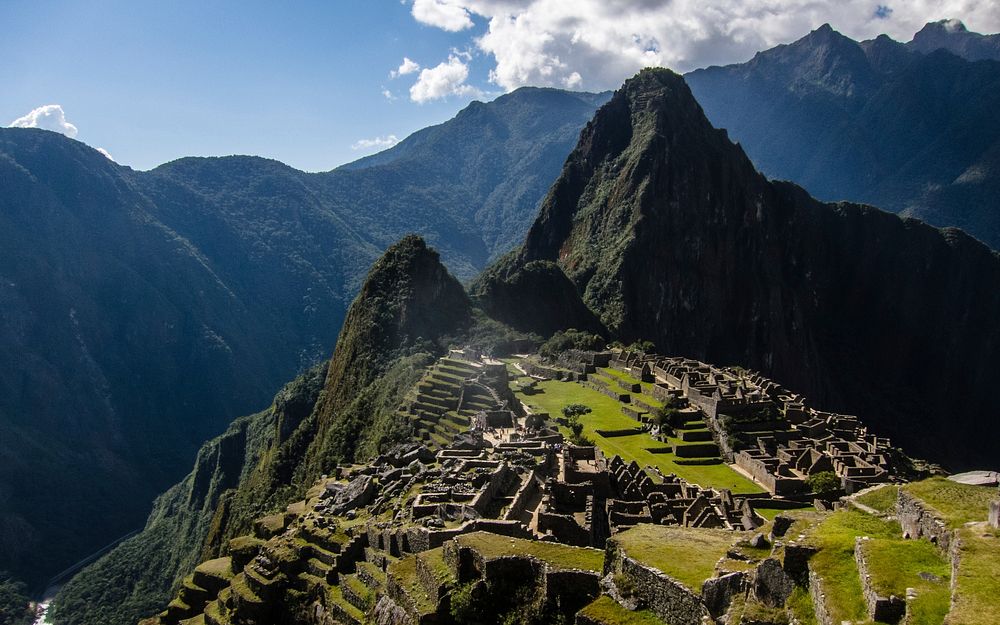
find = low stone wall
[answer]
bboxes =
[538,511,590,546]
[621,405,647,421]
[897,489,952,552]
[521,360,577,381]
[595,427,644,438]
[672,442,719,457]
[405,519,534,553]
[607,546,709,625]
[855,538,905,623]
[504,471,542,521]
[808,569,835,625]
[586,380,630,403]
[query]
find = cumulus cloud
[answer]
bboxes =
[409,0,1000,92]
[9,104,79,138]
[351,135,401,151]
[409,55,482,102]
[96,147,115,162]
[390,57,421,78]
[412,0,474,31]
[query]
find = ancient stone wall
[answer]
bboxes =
[504,470,543,521]
[855,538,905,623]
[808,569,834,625]
[897,489,952,552]
[608,547,709,625]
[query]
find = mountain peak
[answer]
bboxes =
[321,234,470,407]
[908,18,1000,61]
[921,18,969,34]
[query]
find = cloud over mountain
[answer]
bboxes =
[9,104,79,138]
[351,134,401,151]
[408,0,1000,91]
[410,54,481,102]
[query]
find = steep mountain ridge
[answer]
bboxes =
[476,68,1000,470]
[686,21,1000,249]
[53,236,474,625]
[0,86,604,590]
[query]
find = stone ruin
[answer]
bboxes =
[145,346,930,625]
[608,349,902,496]
[536,445,764,547]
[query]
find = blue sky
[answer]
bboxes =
[4,0,998,171]
[1,1,496,171]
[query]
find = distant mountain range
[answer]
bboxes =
[0,86,607,591]
[686,20,1000,249]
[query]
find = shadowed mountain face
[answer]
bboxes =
[685,22,1000,250]
[475,68,1000,471]
[0,86,606,590]
[53,237,471,625]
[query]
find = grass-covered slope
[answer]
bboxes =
[476,67,1000,471]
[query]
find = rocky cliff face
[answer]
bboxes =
[477,68,1000,470]
[686,22,1000,250]
[54,236,471,625]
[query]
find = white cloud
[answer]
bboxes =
[412,0,474,31]
[390,57,422,79]
[351,135,401,151]
[409,55,482,102]
[382,88,398,101]
[407,1,1000,92]
[9,104,79,138]
[96,147,115,161]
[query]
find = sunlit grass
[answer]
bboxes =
[514,374,762,493]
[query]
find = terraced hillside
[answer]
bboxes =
[398,357,505,448]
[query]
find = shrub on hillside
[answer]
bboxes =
[538,329,605,360]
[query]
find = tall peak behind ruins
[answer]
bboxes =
[476,67,1000,469]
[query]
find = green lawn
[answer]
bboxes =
[859,538,950,625]
[804,510,900,623]
[612,525,738,592]
[453,532,604,572]
[753,505,810,521]
[854,484,899,514]
[904,477,996,527]
[576,595,665,625]
[515,376,762,494]
[949,526,1000,625]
